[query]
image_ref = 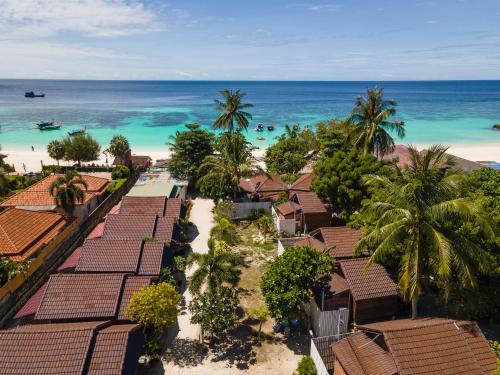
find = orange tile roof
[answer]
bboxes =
[290,173,314,192]
[239,174,287,194]
[291,191,327,214]
[275,201,301,216]
[0,174,108,208]
[310,226,363,259]
[357,318,497,375]
[339,258,399,301]
[0,208,68,261]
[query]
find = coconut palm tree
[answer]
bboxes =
[349,87,405,157]
[355,145,494,319]
[284,124,301,139]
[49,170,88,217]
[187,237,240,295]
[213,89,253,133]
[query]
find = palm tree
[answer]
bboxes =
[49,170,88,217]
[0,170,9,196]
[284,124,301,139]
[188,237,240,294]
[349,87,405,157]
[199,131,262,198]
[355,145,493,319]
[47,139,66,166]
[213,89,253,133]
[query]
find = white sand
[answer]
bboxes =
[2,143,498,173]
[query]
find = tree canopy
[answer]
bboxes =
[213,89,253,133]
[261,246,335,319]
[49,170,88,217]
[47,140,66,166]
[62,133,101,165]
[107,134,130,161]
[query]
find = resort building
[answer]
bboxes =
[289,172,315,193]
[331,318,497,375]
[0,174,109,221]
[127,171,187,200]
[239,174,288,202]
[112,149,153,169]
[119,195,186,220]
[0,321,144,375]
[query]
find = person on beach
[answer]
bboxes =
[31,145,34,151]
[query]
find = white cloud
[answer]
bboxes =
[308,4,337,12]
[0,0,160,38]
[425,20,440,24]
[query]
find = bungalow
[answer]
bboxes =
[289,172,314,193]
[119,195,187,220]
[0,321,144,375]
[0,208,71,262]
[239,174,288,202]
[127,171,188,200]
[0,174,109,221]
[112,148,152,169]
[273,192,331,235]
[330,318,496,375]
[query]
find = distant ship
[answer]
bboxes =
[37,121,60,130]
[68,127,85,136]
[25,91,45,98]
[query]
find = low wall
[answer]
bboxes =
[232,202,271,220]
[0,173,138,327]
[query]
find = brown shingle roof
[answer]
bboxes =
[155,217,178,244]
[165,197,184,219]
[332,331,397,375]
[329,273,350,295]
[275,201,301,216]
[35,274,150,321]
[239,174,287,194]
[138,242,165,275]
[358,318,497,375]
[0,174,108,208]
[102,214,156,240]
[117,276,151,320]
[310,226,363,259]
[290,173,314,192]
[291,191,327,214]
[0,208,68,261]
[292,236,326,251]
[0,322,143,375]
[339,258,398,301]
[119,196,167,216]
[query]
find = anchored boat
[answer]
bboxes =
[37,121,61,130]
[25,91,45,98]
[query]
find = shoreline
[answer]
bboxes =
[2,143,498,173]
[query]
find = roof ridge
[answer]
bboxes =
[347,333,369,375]
[381,319,456,332]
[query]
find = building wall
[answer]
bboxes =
[302,212,332,233]
[272,206,296,235]
[354,295,398,323]
[308,298,349,337]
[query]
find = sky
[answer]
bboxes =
[0,0,499,80]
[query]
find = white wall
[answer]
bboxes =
[308,298,349,337]
[232,202,271,220]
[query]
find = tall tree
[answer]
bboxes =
[356,145,494,319]
[107,134,130,164]
[49,170,88,217]
[167,123,214,184]
[62,133,101,165]
[47,139,66,166]
[349,88,405,157]
[213,89,253,133]
[187,237,240,295]
[0,170,9,196]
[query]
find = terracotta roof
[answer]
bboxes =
[117,276,151,320]
[87,222,105,239]
[0,208,68,261]
[166,198,184,219]
[358,318,497,375]
[107,202,121,215]
[102,214,156,240]
[113,154,152,167]
[0,322,143,375]
[239,174,287,194]
[275,201,301,216]
[292,236,326,251]
[155,217,179,244]
[310,226,363,259]
[291,191,327,214]
[339,258,398,301]
[35,273,151,321]
[58,246,82,271]
[332,331,397,375]
[13,282,48,321]
[119,196,167,216]
[329,273,350,295]
[75,239,164,275]
[0,174,108,208]
[290,173,314,192]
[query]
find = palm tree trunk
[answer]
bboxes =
[411,297,418,319]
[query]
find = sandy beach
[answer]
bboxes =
[1,143,498,173]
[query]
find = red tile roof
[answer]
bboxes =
[138,242,165,275]
[239,174,287,195]
[339,258,398,301]
[310,226,363,259]
[329,273,350,295]
[357,318,497,375]
[0,174,108,208]
[275,201,301,216]
[117,276,151,320]
[290,173,314,192]
[57,246,82,271]
[13,282,48,321]
[87,222,105,239]
[35,274,151,321]
[154,217,178,244]
[102,214,156,240]
[119,196,167,216]
[0,208,69,261]
[166,198,184,219]
[291,191,327,214]
[291,236,326,251]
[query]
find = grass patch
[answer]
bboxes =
[106,178,127,193]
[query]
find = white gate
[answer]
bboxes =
[309,299,349,337]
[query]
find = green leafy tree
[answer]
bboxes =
[125,282,181,331]
[256,215,274,239]
[261,246,335,319]
[213,89,253,133]
[62,133,101,165]
[315,119,354,157]
[187,237,240,294]
[0,171,10,196]
[312,149,386,220]
[107,134,130,163]
[297,356,317,375]
[265,137,308,175]
[49,170,88,217]
[111,165,130,180]
[47,140,66,166]
[189,286,239,338]
[167,123,214,183]
[197,172,233,202]
[210,217,240,244]
[247,306,269,340]
[349,87,405,157]
[356,145,494,319]
[0,257,29,287]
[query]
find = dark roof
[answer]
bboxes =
[154,217,179,244]
[291,236,326,251]
[138,242,166,275]
[13,282,48,321]
[119,196,167,216]
[290,173,314,192]
[58,246,83,271]
[102,214,156,240]
[333,331,397,375]
[0,322,144,375]
[339,258,399,301]
[328,273,350,295]
[357,318,497,375]
[35,274,151,321]
[310,226,363,259]
[290,191,327,214]
[239,174,287,200]
[166,198,184,219]
[275,201,301,216]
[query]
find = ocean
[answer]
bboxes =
[0,80,499,151]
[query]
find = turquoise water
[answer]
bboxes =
[0,80,499,150]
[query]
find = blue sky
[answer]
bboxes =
[0,0,499,80]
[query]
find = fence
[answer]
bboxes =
[308,299,349,337]
[0,173,138,327]
[271,206,297,236]
[310,332,354,375]
[232,201,271,220]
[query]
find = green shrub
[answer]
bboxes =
[297,356,317,375]
[143,337,163,360]
[111,165,130,180]
[107,178,126,193]
[173,256,187,272]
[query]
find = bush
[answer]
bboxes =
[247,208,267,220]
[107,178,126,193]
[173,256,187,272]
[143,337,163,360]
[297,356,317,375]
[111,165,130,180]
[214,201,235,221]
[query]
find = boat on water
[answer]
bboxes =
[37,121,61,130]
[25,91,45,98]
[68,128,85,136]
[256,123,264,132]
[267,124,275,131]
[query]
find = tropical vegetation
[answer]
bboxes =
[107,134,130,163]
[47,140,66,166]
[49,170,88,217]
[213,89,253,133]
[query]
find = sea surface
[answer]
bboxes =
[0,80,499,151]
